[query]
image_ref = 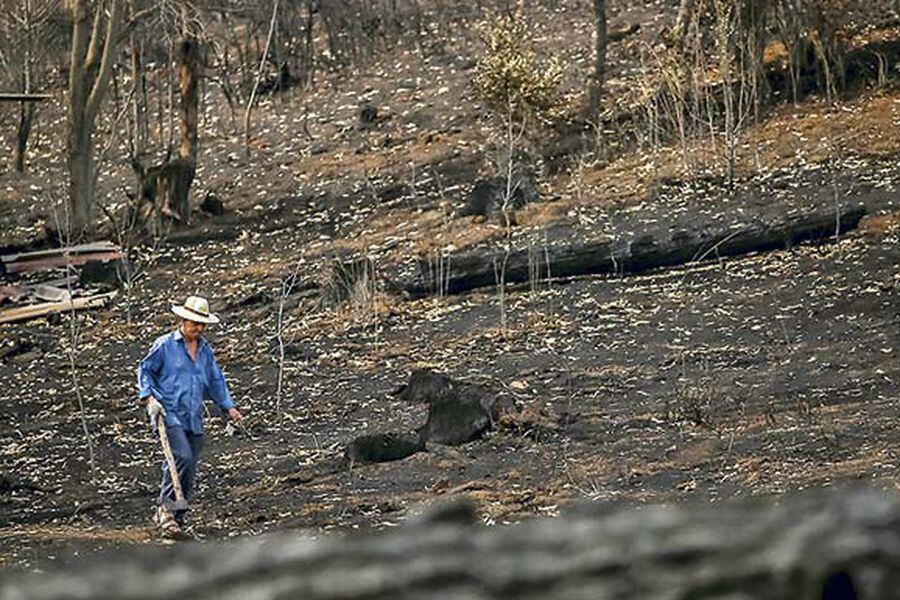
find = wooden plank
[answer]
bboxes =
[4,251,124,275]
[0,293,116,324]
[1,241,119,263]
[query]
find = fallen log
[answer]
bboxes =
[2,488,898,599]
[0,93,53,103]
[404,204,865,296]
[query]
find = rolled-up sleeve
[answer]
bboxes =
[206,350,234,411]
[137,339,165,399]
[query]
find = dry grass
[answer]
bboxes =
[293,130,478,183]
[531,88,900,232]
[328,206,503,261]
[859,210,900,237]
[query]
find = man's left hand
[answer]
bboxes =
[228,407,243,423]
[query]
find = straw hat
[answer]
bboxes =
[171,295,220,324]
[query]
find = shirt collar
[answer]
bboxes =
[172,329,206,348]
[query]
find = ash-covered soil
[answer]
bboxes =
[2,0,900,575]
[3,158,900,570]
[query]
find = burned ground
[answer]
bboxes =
[1,0,900,574]
[3,159,900,568]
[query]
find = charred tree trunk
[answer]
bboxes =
[14,101,35,172]
[585,0,607,119]
[67,124,95,231]
[402,204,866,297]
[172,35,200,223]
[141,27,200,228]
[1,489,898,599]
[66,0,120,235]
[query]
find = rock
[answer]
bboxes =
[458,175,539,220]
[418,386,495,446]
[349,371,517,464]
[358,102,379,127]
[200,193,225,216]
[345,432,424,463]
[79,259,122,288]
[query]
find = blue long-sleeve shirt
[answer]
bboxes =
[137,330,234,433]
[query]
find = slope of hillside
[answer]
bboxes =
[2,0,900,571]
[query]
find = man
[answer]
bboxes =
[137,295,243,537]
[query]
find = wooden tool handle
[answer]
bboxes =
[157,415,186,503]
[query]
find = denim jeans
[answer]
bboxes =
[158,424,204,525]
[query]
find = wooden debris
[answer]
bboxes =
[31,285,72,303]
[0,285,27,303]
[1,242,123,276]
[0,293,116,324]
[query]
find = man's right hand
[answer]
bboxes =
[146,396,166,421]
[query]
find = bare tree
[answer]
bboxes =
[712,0,738,188]
[66,0,122,234]
[170,0,202,223]
[49,194,97,480]
[243,0,280,155]
[132,0,209,230]
[0,0,60,172]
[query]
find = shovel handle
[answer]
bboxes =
[157,414,187,505]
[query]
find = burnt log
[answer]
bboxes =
[2,488,898,599]
[417,379,499,446]
[345,432,424,463]
[400,369,514,446]
[345,370,516,463]
[405,204,866,296]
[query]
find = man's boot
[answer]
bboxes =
[156,505,182,537]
